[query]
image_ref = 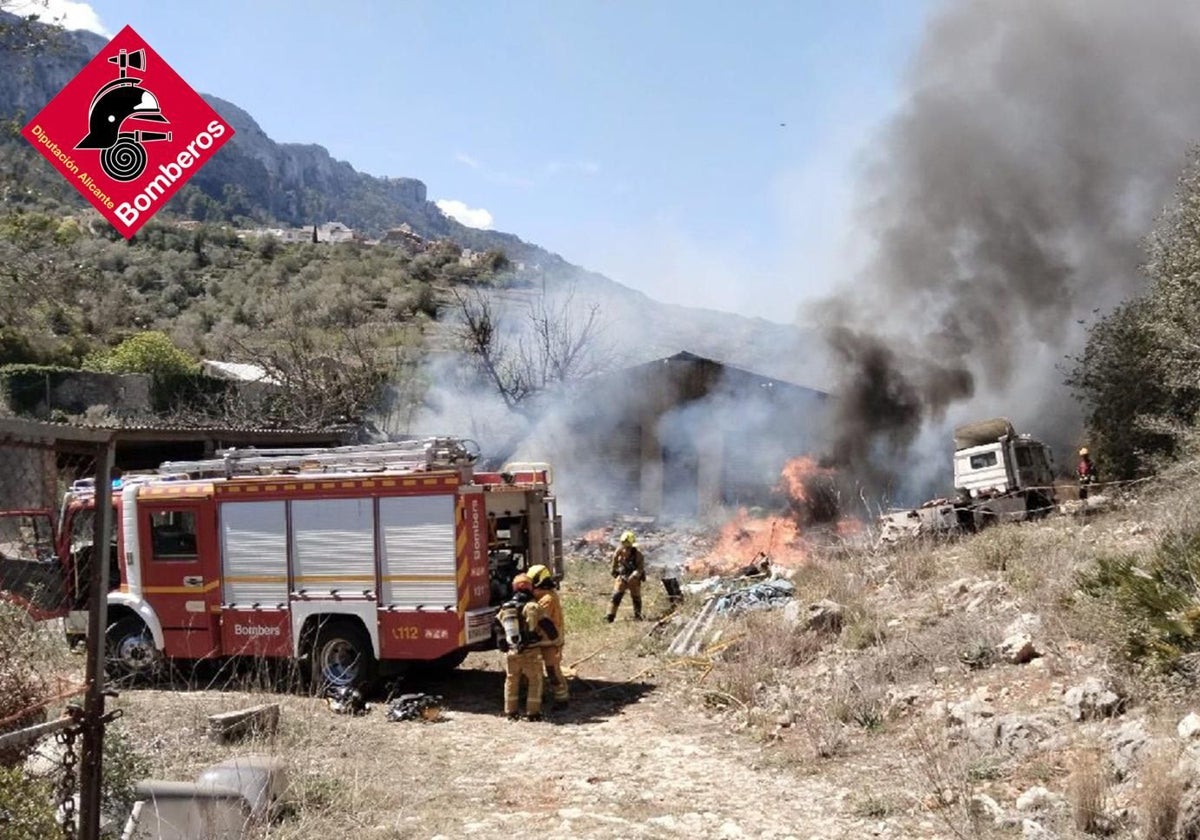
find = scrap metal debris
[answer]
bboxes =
[666,566,797,657]
[714,578,795,615]
[387,693,444,722]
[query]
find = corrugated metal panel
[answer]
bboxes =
[378,495,455,609]
[292,498,376,596]
[219,500,288,604]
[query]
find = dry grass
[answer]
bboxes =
[1066,746,1110,834]
[0,605,74,767]
[889,541,941,593]
[902,723,1004,840]
[795,706,849,760]
[710,612,823,706]
[1135,746,1185,840]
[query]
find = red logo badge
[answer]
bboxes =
[21,25,234,239]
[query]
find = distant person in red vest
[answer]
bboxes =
[1077,447,1097,500]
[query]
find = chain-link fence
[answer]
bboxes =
[0,418,115,840]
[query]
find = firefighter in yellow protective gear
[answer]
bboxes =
[527,564,568,706]
[495,573,558,720]
[607,530,646,622]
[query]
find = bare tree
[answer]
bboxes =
[452,281,611,414]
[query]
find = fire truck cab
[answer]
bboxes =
[54,438,562,690]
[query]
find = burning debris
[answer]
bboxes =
[570,455,868,580]
[778,455,840,525]
[690,509,804,575]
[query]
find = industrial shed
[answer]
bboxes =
[518,351,829,522]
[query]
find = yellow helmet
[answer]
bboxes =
[511,573,533,594]
[620,530,636,545]
[527,564,554,588]
[1079,447,1089,457]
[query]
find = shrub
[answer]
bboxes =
[84,331,199,378]
[102,725,151,826]
[1077,527,1200,671]
[0,604,52,766]
[0,767,58,839]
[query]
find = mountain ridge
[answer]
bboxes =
[0,12,828,389]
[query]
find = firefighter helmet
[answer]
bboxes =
[527,564,554,589]
[620,530,636,545]
[1079,447,1089,457]
[511,573,533,593]
[77,84,168,150]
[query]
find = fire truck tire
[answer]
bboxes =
[311,621,376,692]
[105,616,162,684]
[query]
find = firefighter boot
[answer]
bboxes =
[607,590,623,623]
[632,594,644,621]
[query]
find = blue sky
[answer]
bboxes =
[22,0,932,322]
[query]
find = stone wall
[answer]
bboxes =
[2,370,152,419]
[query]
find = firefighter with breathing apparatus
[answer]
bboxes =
[495,573,558,721]
[527,564,568,707]
[607,530,646,622]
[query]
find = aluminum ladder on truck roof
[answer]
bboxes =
[157,437,481,479]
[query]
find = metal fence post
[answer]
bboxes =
[77,438,114,840]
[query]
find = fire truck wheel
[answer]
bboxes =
[311,621,376,692]
[105,617,162,684]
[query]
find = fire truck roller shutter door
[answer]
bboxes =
[291,499,376,599]
[219,501,288,605]
[378,494,456,609]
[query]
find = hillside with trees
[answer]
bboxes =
[1069,148,1200,481]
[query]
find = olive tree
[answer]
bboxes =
[1069,148,1200,477]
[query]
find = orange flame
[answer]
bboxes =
[835,518,864,537]
[580,526,611,544]
[687,508,808,574]
[778,455,834,504]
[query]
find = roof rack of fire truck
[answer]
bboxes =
[156,437,481,479]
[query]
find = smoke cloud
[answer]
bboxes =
[819,0,1200,493]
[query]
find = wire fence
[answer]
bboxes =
[0,419,115,840]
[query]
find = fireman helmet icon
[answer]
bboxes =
[76,48,172,182]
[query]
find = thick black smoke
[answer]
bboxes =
[819,0,1200,489]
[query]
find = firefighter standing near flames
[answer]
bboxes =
[1077,447,1098,501]
[527,564,569,707]
[495,573,558,721]
[606,530,646,622]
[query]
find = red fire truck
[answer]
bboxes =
[5,438,562,690]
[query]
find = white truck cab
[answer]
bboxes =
[880,418,1056,541]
